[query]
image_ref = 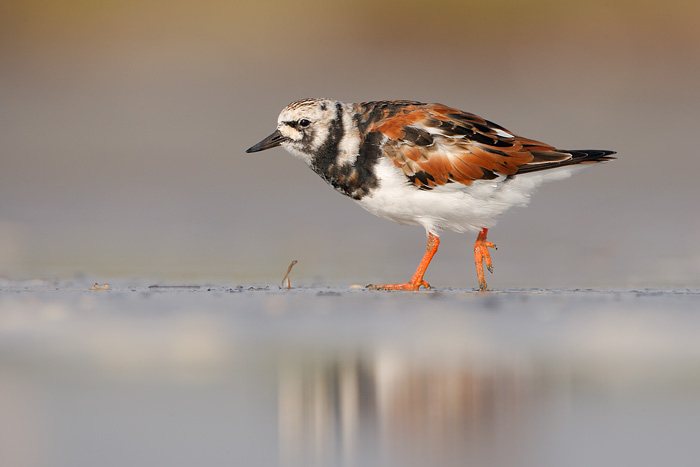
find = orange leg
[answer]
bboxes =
[474,228,497,291]
[368,232,439,291]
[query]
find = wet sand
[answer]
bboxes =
[2,281,699,467]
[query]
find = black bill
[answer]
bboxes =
[246,129,287,153]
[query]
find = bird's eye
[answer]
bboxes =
[298,119,311,128]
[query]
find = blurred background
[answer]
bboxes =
[1,0,699,287]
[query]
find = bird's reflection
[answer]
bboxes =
[278,349,535,467]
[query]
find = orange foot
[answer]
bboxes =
[474,228,497,291]
[367,279,431,291]
[367,233,439,291]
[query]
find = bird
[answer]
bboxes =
[246,98,615,291]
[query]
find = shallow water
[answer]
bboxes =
[2,281,699,467]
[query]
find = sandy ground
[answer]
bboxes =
[1,280,699,467]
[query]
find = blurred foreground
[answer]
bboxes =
[2,281,700,467]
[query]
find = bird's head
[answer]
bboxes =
[246,98,341,164]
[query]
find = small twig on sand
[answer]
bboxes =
[281,260,298,290]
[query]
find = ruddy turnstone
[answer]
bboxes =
[247,99,615,291]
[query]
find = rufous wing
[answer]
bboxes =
[366,102,573,189]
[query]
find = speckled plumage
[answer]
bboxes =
[247,98,615,290]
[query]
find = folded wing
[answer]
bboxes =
[360,102,614,190]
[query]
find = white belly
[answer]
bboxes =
[355,158,581,234]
